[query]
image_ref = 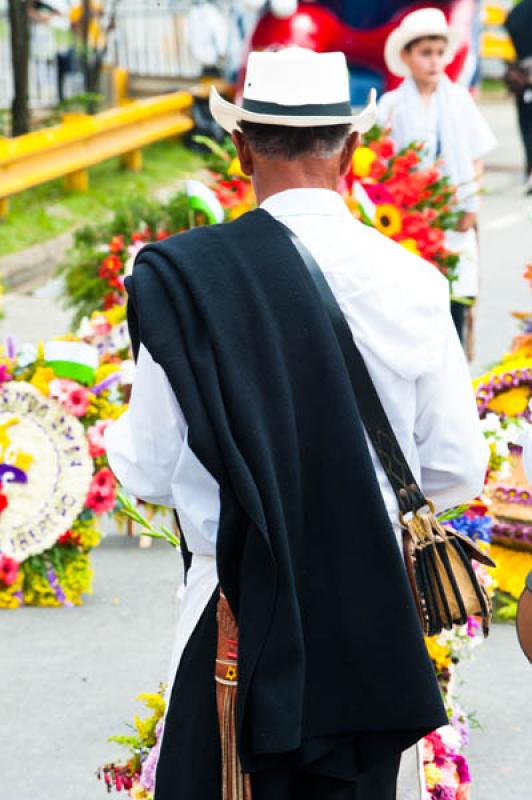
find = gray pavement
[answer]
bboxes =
[0,100,531,800]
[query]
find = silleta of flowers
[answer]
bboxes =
[473,290,532,616]
[339,127,460,285]
[0,337,127,608]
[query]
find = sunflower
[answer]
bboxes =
[374,204,402,237]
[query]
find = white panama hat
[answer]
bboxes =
[384,8,461,79]
[210,47,377,134]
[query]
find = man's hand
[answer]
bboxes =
[455,212,477,233]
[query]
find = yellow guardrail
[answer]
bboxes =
[0,91,194,218]
[480,2,516,62]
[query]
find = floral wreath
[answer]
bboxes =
[0,337,127,608]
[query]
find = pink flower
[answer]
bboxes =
[91,468,115,496]
[0,554,19,586]
[86,486,116,514]
[90,315,112,336]
[66,386,89,417]
[87,420,112,458]
[0,365,12,384]
[50,379,89,416]
[86,468,116,513]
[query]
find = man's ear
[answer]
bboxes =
[231,131,254,176]
[339,132,359,176]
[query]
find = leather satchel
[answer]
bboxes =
[284,224,495,638]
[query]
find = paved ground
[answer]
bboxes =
[1,101,531,800]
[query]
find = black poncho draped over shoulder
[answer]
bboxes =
[125,208,447,781]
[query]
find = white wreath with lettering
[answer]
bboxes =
[0,382,93,561]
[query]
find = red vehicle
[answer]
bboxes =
[247,0,477,103]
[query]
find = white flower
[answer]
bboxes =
[480,413,500,434]
[16,344,37,368]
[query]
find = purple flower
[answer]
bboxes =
[140,719,164,791]
[432,785,455,800]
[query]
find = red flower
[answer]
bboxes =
[98,255,123,280]
[103,292,122,310]
[156,229,170,241]
[391,150,420,176]
[108,274,125,292]
[369,158,388,181]
[0,554,19,586]
[371,137,396,160]
[109,235,125,254]
[57,529,81,546]
[0,491,8,513]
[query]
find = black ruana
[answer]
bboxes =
[125,208,447,783]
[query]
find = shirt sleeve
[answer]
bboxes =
[414,312,489,512]
[104,344,186,506]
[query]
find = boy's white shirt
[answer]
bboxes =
[377,76,497,298]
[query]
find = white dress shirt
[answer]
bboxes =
[105,188,489,555]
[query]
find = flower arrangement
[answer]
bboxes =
[0,337,127,608]
[97,690,166,799]
[339,127,460,284]
[57,194,197,327]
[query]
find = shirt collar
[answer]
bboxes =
[260,188,352,219]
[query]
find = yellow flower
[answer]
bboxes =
[229,202,252,220]
[130,784,150,800]
[102,305,126,325]
[94,362,120,385]
[398,238,421,256]
[227,157,249,179]
[425,637,452,673]
[490,545,532,599]
[374,204,403,237]
[30,367,55,396]
[487,386,530,417]
[424,763,442,789]
[343,193,361,217]
[352,146,377,178]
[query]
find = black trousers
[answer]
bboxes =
[451,300,466,343]
[155,591,401,800]
[251,754,400,799]
[517,91,532,175]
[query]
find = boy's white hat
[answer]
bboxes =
[210,47,377,134]
[384,8,461,78]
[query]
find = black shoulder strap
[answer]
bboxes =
[282,223,427,515]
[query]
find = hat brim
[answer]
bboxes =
[209,86,377,135]
[384,27,462,78]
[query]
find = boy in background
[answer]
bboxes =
[377,8,496,349]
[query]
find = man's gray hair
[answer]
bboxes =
[239,121,352,160]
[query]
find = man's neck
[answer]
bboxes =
[252,161,339,206]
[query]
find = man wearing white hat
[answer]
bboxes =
[377,7,496,347]
[105,47,488,800]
